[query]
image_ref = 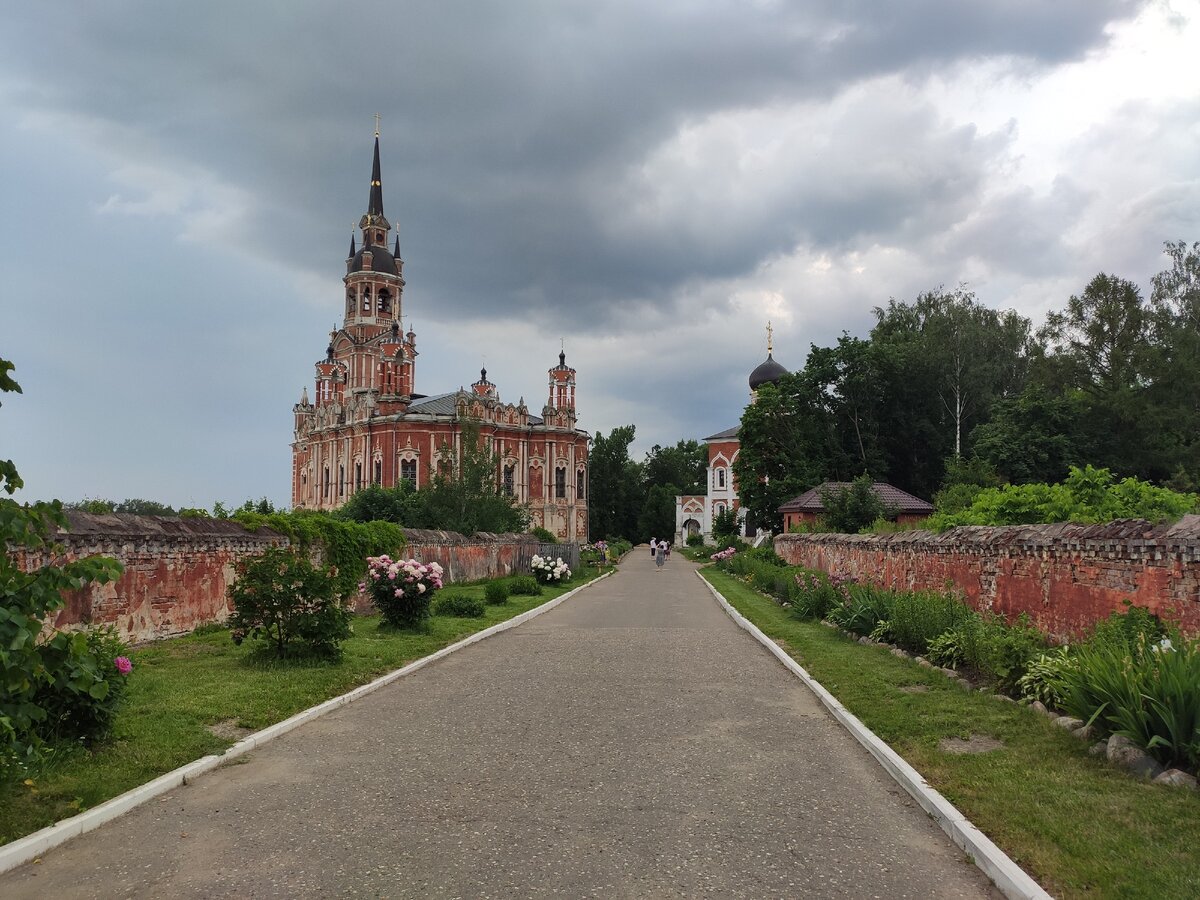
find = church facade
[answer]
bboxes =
[291,134,589,541]
[674,333,787,544]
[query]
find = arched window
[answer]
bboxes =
[362,288,371,313]
[400,458,418,486]
[555,467,567,499]
[374,458,382,484]
[339,464,345,496]
[378,289,391,314]
[503,464,515,496]
[576,469,585,499]
[717,468,726,489]
[323,467,330,499]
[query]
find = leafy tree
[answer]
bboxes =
[637,483,678,543]
[235,497,277,516]
[588,425,641,541]
[642,441,706,495]
[733,374,821,534]
[969,384,1090,484]
[933,455,1003,516]
[1147,240,1200,484]
[1,359,125,778]
[228,546,351,659]
[712,505,741,545]
[819,475,893,534]
[335,482,427,527]
[420,419,528,535]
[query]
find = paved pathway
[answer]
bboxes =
[3,549,999,898]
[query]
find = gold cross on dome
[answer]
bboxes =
[767,320,773,353]
[374,113,381,137]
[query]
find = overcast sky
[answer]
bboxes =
[2,1,1198,510]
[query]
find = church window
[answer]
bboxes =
[379,289,391,313]
[577,469,585,499]
[374,458,382,484]
[555,467,566,499]
[347,291,355,314]
[355,462,363,491]
[323,467,330,499]
[503,464,515,496]
[401,458,417,486]
[717,468,726,489]
[362,288,371,313]
[339,464,345,496]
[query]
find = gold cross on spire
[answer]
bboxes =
[767,320,774,353]
[374,113,381,137]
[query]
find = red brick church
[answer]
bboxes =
[291,132,589,541]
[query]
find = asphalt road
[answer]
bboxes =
[3,549,1000,898]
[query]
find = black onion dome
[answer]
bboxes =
[749,353,788,390]
[349,242,398,276]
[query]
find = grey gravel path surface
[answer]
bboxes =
[3,550,1001,898]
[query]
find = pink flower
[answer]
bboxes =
[394,588,403,597]
[114,656,133,676]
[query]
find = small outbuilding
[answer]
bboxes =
[778,482,933,531]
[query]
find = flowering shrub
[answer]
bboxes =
[531,554,571,584]
[229,546,352,659]
[711,546,738,562]
[361,555,445,628]
[31,627,134,745]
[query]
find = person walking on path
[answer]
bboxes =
[655,540,666,571]
[649,537,657,558]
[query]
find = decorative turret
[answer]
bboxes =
[547,349,576,411]
[342,124,405,329]
[472,366,497,399]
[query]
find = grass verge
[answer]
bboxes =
[702,567,1199,900]
[1,574,600,846]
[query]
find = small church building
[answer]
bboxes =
[291,132,589,541]
[674,333,788,544]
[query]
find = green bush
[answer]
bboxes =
[484,581,510,604]
[686,534,705,547]
[432,592,486,618]
[827,584,896,635]
[2,356,126,779]
[946,613,1046,692]
[927,465,1198,531]
[530,526,556,543]
[1061,612,1199,769]
[787,570,848,621]
[884,590,975,656]
[507,575,542,596]
[1017,646,1078,709]
[233,509,405,599]
[30,628,133,745]
[228,546,352,659]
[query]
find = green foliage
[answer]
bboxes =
[642,441,708,496]
[927,465,1198,530]
[588,425,641,542]
[421,419,529,535]
[686,533,705,547]
[484,581,510,604]
[882,590,975,656]
[232,509,405,600]
[637,483,678,545]
[712,505,741,544]
[32,628,132,744]
[941,613,1047,692]
[335,482,426,526]
[787,570,851,621]
[506,575,542,596]
[2,358,126,780]
[826,584,896,635]
[530,526,556,543]
[235,497,278,515]
[819,475,893,534]
[431,592,486,618]
[67,498,180,516]
[227,546,351,659]
[1017,646,1078,709]
[968,385,1089,485]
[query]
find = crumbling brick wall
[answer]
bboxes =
[15,513,577,643]
[774,516,1200,639]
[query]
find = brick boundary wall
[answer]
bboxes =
[14,512,580,644]
[774,515,1200,639]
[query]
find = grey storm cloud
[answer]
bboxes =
[2,0,1192,508]
[1,0,1148,326]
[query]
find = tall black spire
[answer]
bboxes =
[368,133,384,219]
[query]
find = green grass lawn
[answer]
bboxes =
[702,567,1199,900]
[1,575,599,846]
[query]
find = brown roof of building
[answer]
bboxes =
[777,482,934,514]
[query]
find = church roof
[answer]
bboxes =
[349,242,399,275]
[407,392,544,425]
[778,482,933,515]
[704,425,740,442]
[749,352,788,390]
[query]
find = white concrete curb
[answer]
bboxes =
[698,572,1051,900]
[0,573,609,875]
